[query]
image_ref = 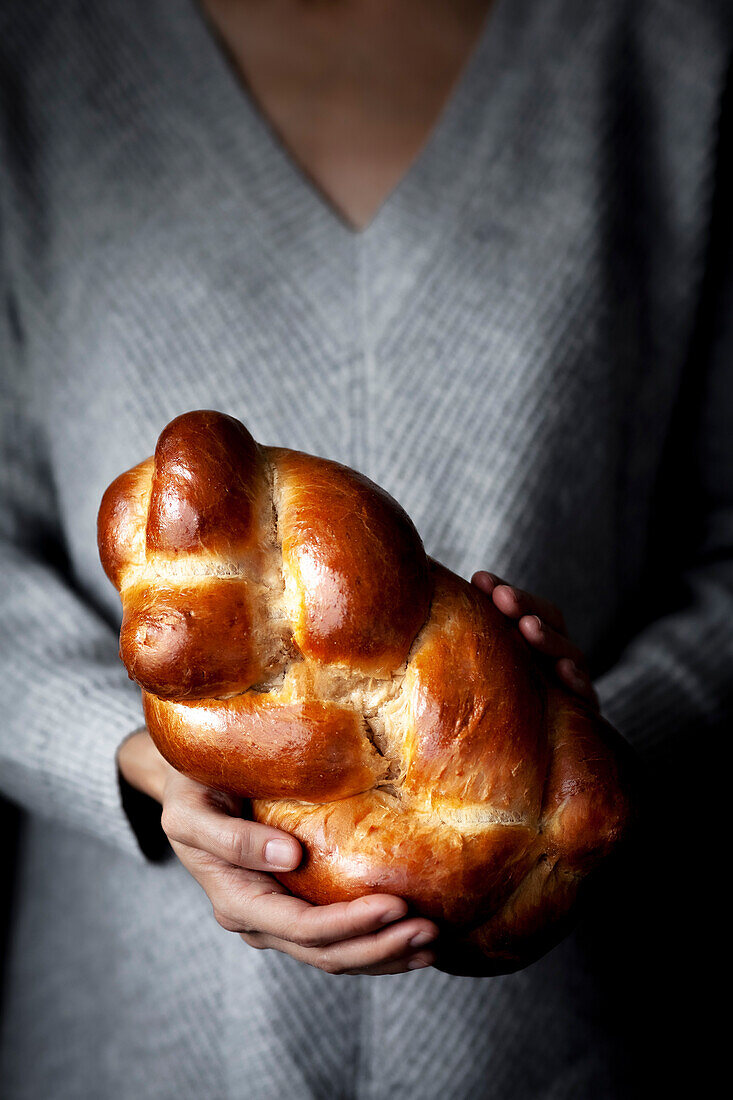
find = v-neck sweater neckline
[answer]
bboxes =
[158,0,533,327]
[186,0,509,237]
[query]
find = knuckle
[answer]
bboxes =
[315,952,341,975]
[220,822,259,868]
[222,825,251,867]
[240,932,267,950]
[160,802,185,842]
[297,929,324,949]
[212,907,242,933]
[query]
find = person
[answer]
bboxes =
[0,0,730,1097]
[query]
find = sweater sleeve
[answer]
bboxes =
[595,124,733,763]
[0,270,168,864]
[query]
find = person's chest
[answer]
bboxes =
[15,0,722,659]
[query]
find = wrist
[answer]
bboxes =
[117,727,172,804]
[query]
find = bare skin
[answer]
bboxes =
[118,577,597,976]
[200,0,495,228]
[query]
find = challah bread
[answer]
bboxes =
[99,409,635,973]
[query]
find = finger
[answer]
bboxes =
[212,883,413,946]
[357,952,436,976]
[241,919,439,975]
[517,614,588,671]
[556,657,600,709]
[161,779,302,872]
[471,570,504,595]
[247,939,436,976]
[490,584,567,636]
[471,573,567,635]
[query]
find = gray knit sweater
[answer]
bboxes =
[1,0,731,1097]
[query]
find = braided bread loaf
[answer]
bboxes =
[99,410,634,973]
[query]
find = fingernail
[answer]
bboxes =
[379,907,405,924]
[531,615,542,631]
[264,839,297,868]
[409,930,436,948]
[408,956,431,970]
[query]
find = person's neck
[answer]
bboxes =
[199,0,494,228]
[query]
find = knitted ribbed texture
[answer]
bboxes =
[1,1,731,1097]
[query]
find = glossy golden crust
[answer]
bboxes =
[254,792,539,925]
[147,410,270,561]
[397,565,547,814]
[119,580,275,700]
[98,409,635,971]
[98,459,153,588]
[144,692,387,801]
[269,447,430,674]
[541,694,633,868]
